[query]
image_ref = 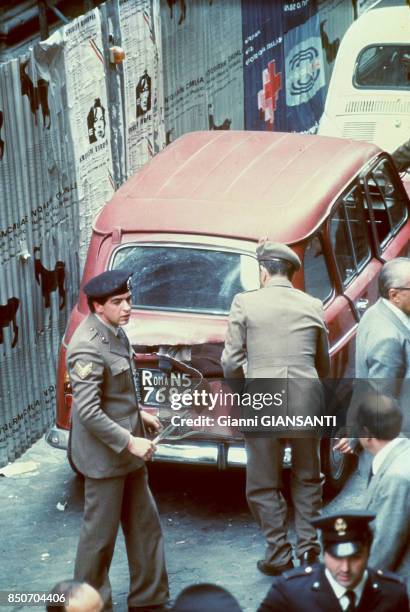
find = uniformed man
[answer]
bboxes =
[258,511,408,611]
[67,270,169,612]
[222,240,330,575]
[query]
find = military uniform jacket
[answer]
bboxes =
[221,278,330,426]
[67,313,144,478]
[222,277,329,380]
[258,564,408,612]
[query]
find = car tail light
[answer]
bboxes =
[56,346,72,429]
[63,371,73,411]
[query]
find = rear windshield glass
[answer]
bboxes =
[354,45,410,89]
[112,245,260,314]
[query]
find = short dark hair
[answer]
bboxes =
[46,580,83,611]
[87,295,108,313]
[260,259,294,279]
[356,393,403,439]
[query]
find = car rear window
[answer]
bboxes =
[111,245,260,314]
[354,45,410,89]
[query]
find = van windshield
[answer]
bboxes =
[111,244,260,314]
[354,45,410,89]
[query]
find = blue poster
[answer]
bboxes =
[283,0,317,32]
[242,2,286,131]
[284,12,325,133]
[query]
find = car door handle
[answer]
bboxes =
[355,298,369,313]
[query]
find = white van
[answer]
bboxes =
[318,6,410,153]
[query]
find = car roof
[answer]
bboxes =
[342,7,410,49]
[94,131,381,244]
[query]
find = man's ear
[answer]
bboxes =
[362,426,372,440]
[94,301,104,315]
[388,287,400,304]
[259,266,269,287]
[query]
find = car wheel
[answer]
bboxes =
[321,437,356,497]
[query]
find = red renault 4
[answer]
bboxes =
[46,131,410,493]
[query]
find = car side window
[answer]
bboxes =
[364,159,408,247]
[329,185,371,286]
[303,235,332,302]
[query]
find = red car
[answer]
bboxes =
[46,131,410,492]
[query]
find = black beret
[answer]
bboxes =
[83,270,132,299]
[172,583,242,612]
[311,510,375,558]
[256,240,301,271]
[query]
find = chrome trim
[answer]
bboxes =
[45,426,69,450]
[152,442,219,466]
[45,426,293,469]
[329,323,358,356]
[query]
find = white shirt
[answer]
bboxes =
[372,438,403,476]
[382,298,410,331]
[325,568,367,610]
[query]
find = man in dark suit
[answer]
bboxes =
[67,270,169,612]
[222,240,330,576]
[355,394,410,592]
[258,511,408,611]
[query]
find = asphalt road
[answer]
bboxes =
[0,438,368,612]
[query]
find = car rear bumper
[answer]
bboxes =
[45,425,70,450]
[45,425,292,468]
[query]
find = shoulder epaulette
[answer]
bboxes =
[374,569,404,584]
[84,325,108,346]
[283,566,313,580]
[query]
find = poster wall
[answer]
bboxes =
[160,0,244,144]
[119,0,165,176]
[0,49,79,465]
[243,0,326,134]
[62,9,115,262]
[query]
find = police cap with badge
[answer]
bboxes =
[256,239,301,271]
[311,510,375,557]
[83,269,133,300]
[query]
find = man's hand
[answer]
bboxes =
[127,436,156,461]
[141,411,162,435]
[333,437,355,454]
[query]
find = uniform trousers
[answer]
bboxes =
[245,436,323,566]
[74,466,169,611]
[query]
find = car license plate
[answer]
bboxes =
[138,368,192,408]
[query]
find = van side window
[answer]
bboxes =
[365,159,408,246]
[303,235,332,302]
[354,45,410,89]
[330,185,371,286]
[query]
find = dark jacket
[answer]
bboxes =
[258,564,408,612]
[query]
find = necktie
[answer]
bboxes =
[118,328,142,403]
[367,467,374,486]
[345,589,356,612]
[117,327,130,352]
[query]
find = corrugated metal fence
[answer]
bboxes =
[0,0,354,466]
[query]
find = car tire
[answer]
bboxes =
[321,437,356,497]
